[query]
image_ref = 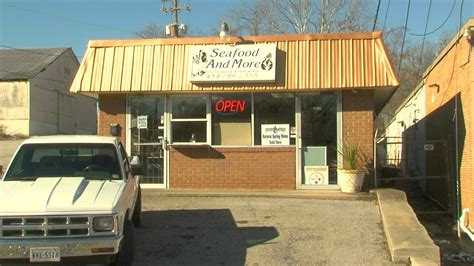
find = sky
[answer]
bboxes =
[0,0,472,59]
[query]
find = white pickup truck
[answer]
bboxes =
[0,135,141,265]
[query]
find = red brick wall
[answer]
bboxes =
[169,147,295,189]
[98,94,126,145]
[342,90,375,188]
[424,36,473,223]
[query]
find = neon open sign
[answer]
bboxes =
[214,100,246,113]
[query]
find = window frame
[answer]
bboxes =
[210,93,253,146]
[170,95,211,145]
[168,93,300,147]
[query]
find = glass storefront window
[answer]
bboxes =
[171,96,208,144]
[171,96,206,119]
[212,94,251,146]
[254,93,295,145]
[172,122,207,143]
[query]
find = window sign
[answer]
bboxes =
[189,44,276,83]
[137,115,148,129]
[261,124,290,145]
[214,99,246,113]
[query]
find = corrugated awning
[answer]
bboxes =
[70,32,399,94]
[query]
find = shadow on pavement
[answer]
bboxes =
[134,209,279,266]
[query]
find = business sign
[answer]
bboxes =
[189,44,276,83]
[214,99,246,113]
[261,124,290,146]
[137,115,148,129]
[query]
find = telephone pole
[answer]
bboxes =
[161,0,191,37]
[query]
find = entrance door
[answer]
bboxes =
[128,96,167,187]
[298,92,339,187]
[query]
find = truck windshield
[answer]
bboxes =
[3,143,122,181]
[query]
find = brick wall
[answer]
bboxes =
[424,36,473,222]
[342,90,375,189]
[169,147,295,190]
[98,94,126,145]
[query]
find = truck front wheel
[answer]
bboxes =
[111,218,135,266]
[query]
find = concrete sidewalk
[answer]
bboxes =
[376,188,440,265]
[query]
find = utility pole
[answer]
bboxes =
[161,0,191,37]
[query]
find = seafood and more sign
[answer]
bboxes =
[189,44,276,83]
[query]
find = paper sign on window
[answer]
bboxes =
[261,124,290,145]
[137,116,148,129]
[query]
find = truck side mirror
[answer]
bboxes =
[129,156,142,176]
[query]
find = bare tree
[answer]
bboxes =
[216,0,276,36]
[222,0,373,35]
[136,23,165,38]
[271,0,316,34]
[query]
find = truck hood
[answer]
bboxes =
[0,177,124,215]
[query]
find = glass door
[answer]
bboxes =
[298,92,339,187]
[128,96,167,187]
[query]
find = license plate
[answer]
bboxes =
[30,247,61,262]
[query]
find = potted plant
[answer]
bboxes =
[337,140,367,193]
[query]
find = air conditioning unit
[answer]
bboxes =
[304,166,329,185]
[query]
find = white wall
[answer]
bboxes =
[385,85,426,176]
[0,81,29,135]
[29,49,97,135]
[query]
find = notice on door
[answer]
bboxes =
[137,115,148,129]
[261,124,290,145]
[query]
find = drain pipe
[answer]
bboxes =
[459,209,474,241]
[374,129,378,188]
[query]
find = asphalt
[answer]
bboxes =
[137,190,395,265]
[139,189,440,265]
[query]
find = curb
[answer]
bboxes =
[142,188,376,201]
[375,188,440,265]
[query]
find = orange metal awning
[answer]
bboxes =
[70,32,399,94]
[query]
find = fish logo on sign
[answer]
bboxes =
[261,53,273,71]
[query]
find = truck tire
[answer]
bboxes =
[111,218,135,266]
[132,188,142,227]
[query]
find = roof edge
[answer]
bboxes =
[88,32,383,48]
[422,18,474,79]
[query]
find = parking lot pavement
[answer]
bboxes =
[135,192,395,265]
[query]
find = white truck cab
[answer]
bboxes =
[0,135,142,265]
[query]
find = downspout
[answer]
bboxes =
[459,209,474,241]
[374,128,378,188]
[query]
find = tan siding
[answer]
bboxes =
[121,46,134,92]
[101,48,114,91]
[111,47,124,92]
[71,32,399,94]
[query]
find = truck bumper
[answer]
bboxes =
[0,236,122,261]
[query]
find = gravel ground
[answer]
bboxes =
[135,193,395,265]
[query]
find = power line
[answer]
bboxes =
[373,0,382,31]
[418,0,433,73]
[407,0,456,37]
[397,0,411,76]
[0,44,83,59]
[382,0,391,32]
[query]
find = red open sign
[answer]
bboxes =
[215,100,246,113]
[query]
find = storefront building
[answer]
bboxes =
[71,32,399,190]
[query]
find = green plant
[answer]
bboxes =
[337,140,364,171]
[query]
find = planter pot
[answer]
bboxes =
[338,169,365,193]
